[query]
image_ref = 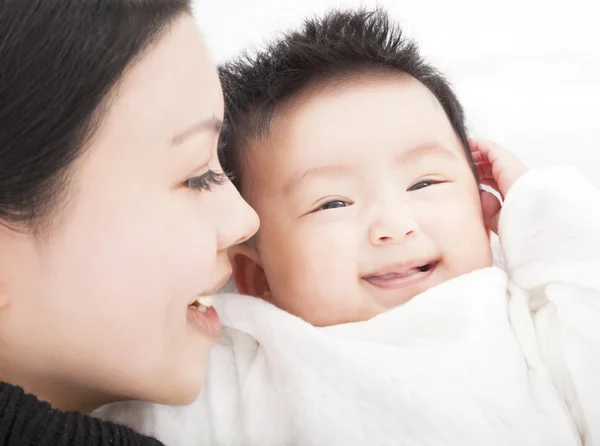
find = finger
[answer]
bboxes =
[470,137,522,168]
[475,161,494,180]
[468,137,503,155]
[468,138,482,157]
[470,150,483,162]
[468,137,504,165]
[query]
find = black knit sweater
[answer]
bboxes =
[0,381,165,446]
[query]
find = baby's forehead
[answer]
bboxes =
[240,77,465,196]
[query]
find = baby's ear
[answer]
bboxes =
[479,185,502,235]
[0,280,9,310]
[228,244,270,299]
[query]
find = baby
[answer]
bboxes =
[96,9,600,446]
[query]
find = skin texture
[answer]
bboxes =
[0,17,259,412]
[232,73,496,327]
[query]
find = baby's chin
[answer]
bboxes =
[292,255,496,327]
[362,256,493,314]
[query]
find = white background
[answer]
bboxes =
[194,0,600,185]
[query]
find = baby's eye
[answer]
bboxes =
[408,180,440,191]
[319,200,350,211]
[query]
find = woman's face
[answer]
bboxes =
[0,17,258,410]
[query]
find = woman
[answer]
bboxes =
[0,1,258,444]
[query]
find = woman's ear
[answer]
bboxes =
[0,231,11,310]
[228,244,270,299]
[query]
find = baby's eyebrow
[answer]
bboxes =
[283,164,359,196]
[283,143,457,195]
[397,143,458,164]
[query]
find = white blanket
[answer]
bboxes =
[95,167,600,446]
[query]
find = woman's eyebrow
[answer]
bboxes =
[171,116,223,146]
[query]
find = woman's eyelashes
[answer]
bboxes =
[186,170,230,192]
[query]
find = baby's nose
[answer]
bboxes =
[368,206,418,246]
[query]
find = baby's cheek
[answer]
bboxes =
[448,225,492,274]
[268,234,346,317]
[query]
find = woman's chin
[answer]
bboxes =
[152,364,207,406]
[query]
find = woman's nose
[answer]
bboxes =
[217,185,260,250]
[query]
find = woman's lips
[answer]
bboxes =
[185,271,230,337]
[187,303,222,338]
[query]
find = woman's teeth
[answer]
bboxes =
[190,295,214,313]
[197,295,214,307]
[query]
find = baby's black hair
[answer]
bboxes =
[218,8,476,195]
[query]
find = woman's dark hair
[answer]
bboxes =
[0,0,192,229]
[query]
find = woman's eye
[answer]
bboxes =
[319,200,350,211]
[408,180,440,191]
[187,170,229,192]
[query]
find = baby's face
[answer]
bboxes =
[238,73,492,326]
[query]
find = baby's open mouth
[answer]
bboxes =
[363,261,438,289]
[416,263,435,272]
